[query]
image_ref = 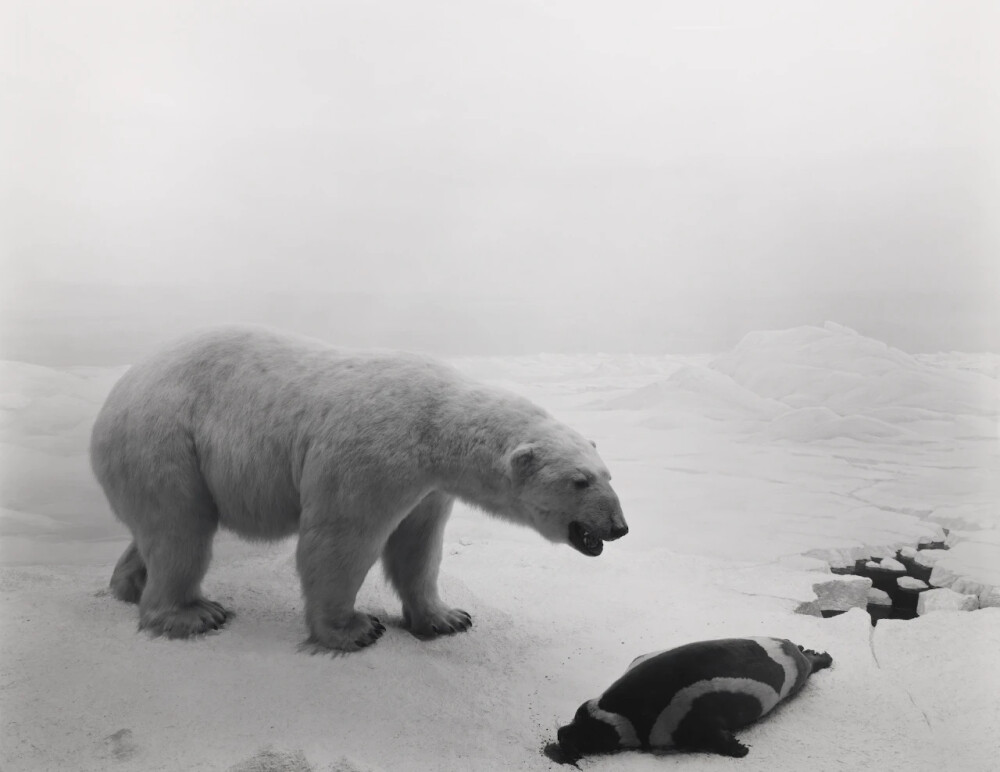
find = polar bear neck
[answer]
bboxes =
[425,385,550,522]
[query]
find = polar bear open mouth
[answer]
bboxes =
[569,521,604,556]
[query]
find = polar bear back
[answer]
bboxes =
[90,326,550,537]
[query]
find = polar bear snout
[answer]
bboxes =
[601,495,629,541]
[608,522,629,540]
[567,489,629,556]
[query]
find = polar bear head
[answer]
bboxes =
[504,426,627,556]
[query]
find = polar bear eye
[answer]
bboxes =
[573,477,591,490]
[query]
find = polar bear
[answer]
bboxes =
[91,326,628,652]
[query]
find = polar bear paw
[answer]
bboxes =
[404,605,473,639]
[139,598,231,639]
[304,612,386,653]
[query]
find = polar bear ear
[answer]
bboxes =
[508,443,540,481]
[589,439,597,448]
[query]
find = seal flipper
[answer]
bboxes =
[672,723,750,758]
[797,645,833,673]
[711,730,750,758]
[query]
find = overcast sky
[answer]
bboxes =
[4,0,998,354]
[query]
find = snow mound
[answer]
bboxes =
[711,323,999,434]
[0,363,124,537]
[0,362,125,456]
[594,322,998,444]
[594,364,786,420]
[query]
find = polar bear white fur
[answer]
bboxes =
[91,326,628,652]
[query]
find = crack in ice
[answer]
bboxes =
[869,625,933,730]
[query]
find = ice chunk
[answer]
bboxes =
[917,588,979,615]
[811,575,872,612]
[867,588,892,606]
[897,576,928,591]
[913,549,947,568]
[876,557,906,572]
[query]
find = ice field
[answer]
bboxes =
[2,323,998,771]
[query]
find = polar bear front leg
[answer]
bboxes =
[296,511,386,653]
[382,491,472,639]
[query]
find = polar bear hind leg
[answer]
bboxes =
[134,494,231,638]
[382,491,472,638]
[109,474,231,638]
[109,541,147,604]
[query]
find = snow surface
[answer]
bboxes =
[2,323,998,771]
